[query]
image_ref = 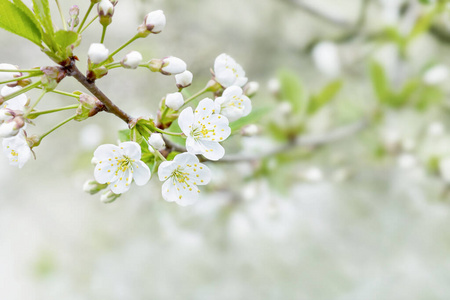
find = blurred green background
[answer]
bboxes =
[2,0,450,299]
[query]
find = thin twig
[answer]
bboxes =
[284,0,353,28]
[164,119,368,163]
[68,63,133,124]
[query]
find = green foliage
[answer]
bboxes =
[370,61,390,104]
[308,80,343,115]
[32,0,53,36]
[0,0,43,46]
[278,69,305,114]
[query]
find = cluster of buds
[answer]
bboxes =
[68,5,80,30]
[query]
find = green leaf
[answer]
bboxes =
[370,61,390,104]
[12,0,43,35]
[308,80,343,115]
[167,119,186,146]
[118,129,131,142]
[54,30,79,49]
[278,69,304,114]
[32,0,53,34]
[0,0,42,46]
[229,107,271,133]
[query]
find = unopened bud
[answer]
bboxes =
[244,81,259,97]
[165,92,184,111]
[121,51,143,69]
[148,133,165,151]
[267,78,280,95]
[40,66,65,91]
[175,70,193,89]
[148,57,186,75]
[75,94,104,121]
[0,117,24,137]
[241,124,259,137]
[100,190,120,203]
[97,0,114,26]
[68,5,80,28]
[138,10,166,36]
[88,43,109,64]
[161,57,186,75]
[83,180,108,195]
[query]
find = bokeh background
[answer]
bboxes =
[2,0,450,299]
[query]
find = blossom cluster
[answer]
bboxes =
[91,51,253,205]
[0,65,32,168]
[0,4,256,207]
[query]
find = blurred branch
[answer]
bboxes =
[283,0,353,28]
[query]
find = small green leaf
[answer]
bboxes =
[118,129,131,142]
[308,80,343,115]
[54,30,79,49]
[278,69,304,114]
[32,0,53,34]
[0,0,42,46]
[370,61,390,104]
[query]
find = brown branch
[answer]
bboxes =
[67,63,133,124]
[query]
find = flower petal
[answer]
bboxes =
[94,144,120,160]
[178,107,194,136]
[94,161,118,184]
[132,160,151,185]
[161,179,177,202]
[199,140,225,161]
[119,141,141,159]
[186,162,211,185]
[173,152,199,165]
[158,160,176,181]
[110,169,132,194]
[194,98,215,119]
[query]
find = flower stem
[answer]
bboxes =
[49,89,80,99]
[0,73,42,85]
[39,115,76,142]
[153,127,183,137]
[0,69,41,73]
[55,0,68,31]
[28,104,79,118]
[2,81,41,101]
[154,148,167,161]
[100,35,140,66]
[100,25,107,43]
[25,90,47,117]
[181,87,208,107]
[77,3,95,34]
[79,15,98,34]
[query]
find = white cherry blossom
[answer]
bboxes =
[158,152,211,206]
[214,53,248,88]
[178,98,231,160]
[93,141,150,194]
[214,86,252,122]
[2,130,31,168]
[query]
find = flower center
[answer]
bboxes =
[115,156,132,175]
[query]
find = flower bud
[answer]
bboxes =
[267,78,280,95]
[241,124,259,137]
[148,57,187,75]
[161,57,186,75]
[83,180,108,195]
[121,51,143,69]
[97,0,114,26]
[148,133,165,151]
[75,94,105,121]
[175,70,193,89]
[143,10,166,34]
[40,66,65,91]
[88,43,109,64]
[0,63,21,84]
[100,190,121,203]
[68,5,80,28]
[244,81,259,97]
[165,92,184,110]
[0,117,24,137]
